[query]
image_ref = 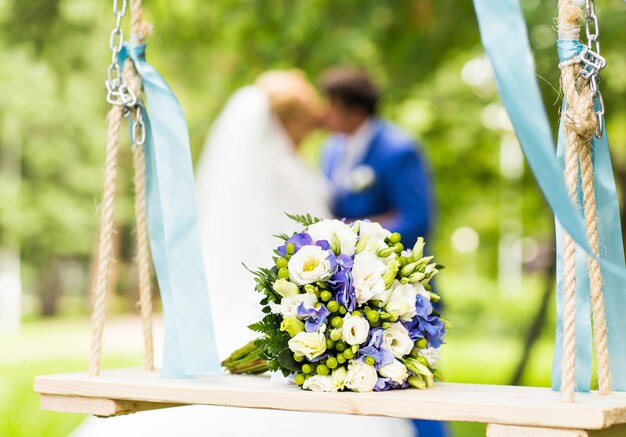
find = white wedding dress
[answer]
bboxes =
[71,86,413,437]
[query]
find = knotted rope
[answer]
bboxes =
[89,0,154,375]
[557,0,611,401]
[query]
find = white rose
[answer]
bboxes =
[385,281,418,322]
[288,325,327,360]
[302,375,336,392]
[288,245,333,285]
[355,220,391,254]
[352,252,387,305]
[344,361,378,392]
[269,293,317,318]
[331,366,348,391]
[418,347,441,367]
[379,359,409,384]
[341,314,370,346]
[272,278,300,298]
[382,322,414,358]
[307,219,358,256]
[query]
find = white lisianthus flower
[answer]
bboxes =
[288,324,327,360]
[307,219,358,256]
[344,361,378,392]
[341,314,370,346]
[418,347,441,367]
[302,375,336,392]
[382,322,414,358]
[331,366,348,390]
[288,245,333,285]
[385,280,418,322]
[269,293,317,318]
[379,359,409,384]
[355,220,391,255]
[272,278,300,298]
[352,252,387,305]
[414,281,430,299]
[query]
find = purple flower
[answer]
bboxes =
[297,303,330,333]
[403,314,446,348]
[277,232,313,256]
[374,377,410,392]
[415,294,433,318]
[315,240,331,251]
[356,328,394,369]
[329,255,356,311]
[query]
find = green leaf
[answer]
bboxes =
[277,347,301,372]
[285,212,322,227]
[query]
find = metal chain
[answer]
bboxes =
[104,0,146,145]
[579,0,606,138]
[105,0,136,108]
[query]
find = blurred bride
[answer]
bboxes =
[71,70,413,437]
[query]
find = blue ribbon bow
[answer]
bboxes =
[473,0,626,391]
[120,43,220,378]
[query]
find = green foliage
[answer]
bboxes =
[249,313,291,375]
[285,212,322,227]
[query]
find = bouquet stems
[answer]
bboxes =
[221,340,269,375]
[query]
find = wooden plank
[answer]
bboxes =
[40,394,180,417]
[488,424,626,437]
[34,369,626,429]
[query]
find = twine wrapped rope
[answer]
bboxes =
[557,0,611,402]
[89,0,154,376]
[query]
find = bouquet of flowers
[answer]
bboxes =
[221,214,448,392]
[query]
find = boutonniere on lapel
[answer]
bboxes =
[345,165,376,193]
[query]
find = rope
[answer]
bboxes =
[125,0,155,372]
[557,0,611,400]
[89,105,123,376]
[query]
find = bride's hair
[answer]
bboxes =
[256,70,323,147]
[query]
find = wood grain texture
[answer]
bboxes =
[488,424,626,437]
[34,369,626,429]
[40,394,180,417]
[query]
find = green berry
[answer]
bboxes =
[416,338,428,349]
[302,364,313,374]
[326,338,335,350]
[278,268,290,279]
[394,242,404,253]
[364,356,376,366]
[326,357,338,369]
[286,243,295,255]
[337,354,346,364]
[351,311,362,318]
[330,329,342,341]
[338,305,347,315]
[342,348,354,359]
[294,374,305,385]
[389,232,402,244]
[294,353,305,362]
[388,313,399,322]
[316,364,329,376]
[327,300,339,313]
[320,290,332,302]
[335,340,347,352]
[331,316,343,329]
[366,310,380,324]
[276,258,288,269]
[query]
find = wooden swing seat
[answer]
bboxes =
[35,368,626,436]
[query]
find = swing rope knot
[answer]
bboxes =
[557,0,611,403]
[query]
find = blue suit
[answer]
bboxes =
[323,120,448,437]
[322,120,434,246]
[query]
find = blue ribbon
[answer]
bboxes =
[120,43,220,378]
[473,0,626,391]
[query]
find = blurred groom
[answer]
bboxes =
[320,68,447,437]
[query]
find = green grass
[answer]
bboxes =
[1,316,555,437]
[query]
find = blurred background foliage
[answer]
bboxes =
[1,0,625,435]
